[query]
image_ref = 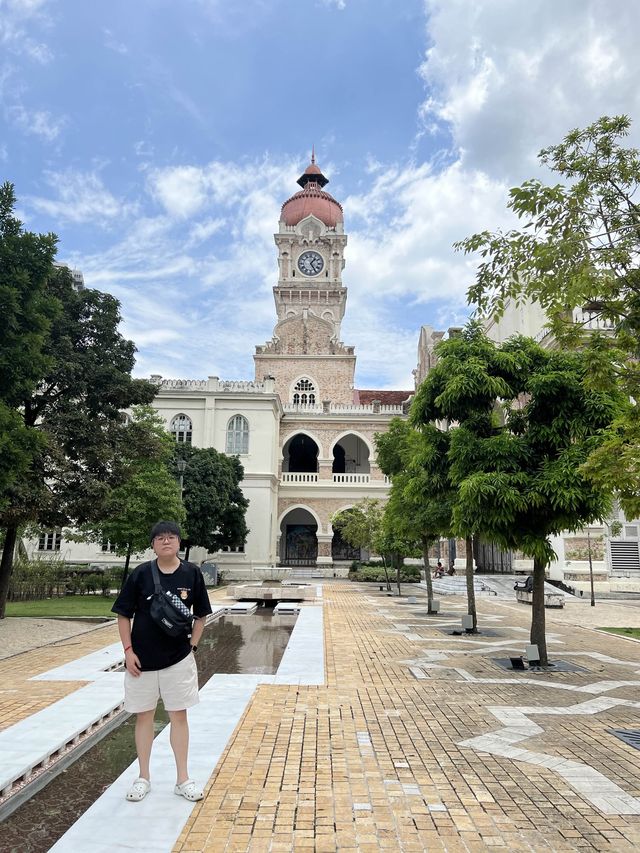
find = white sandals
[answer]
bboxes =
[126,777,151,801]
[125,776,203,802]
[174,779,204,801]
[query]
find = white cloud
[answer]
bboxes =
[420,0,640,181]
[103,28,128,55]
[0,0,53,63]
[343,160,513,305]
[28,169,137,224]
[7,103,64,141]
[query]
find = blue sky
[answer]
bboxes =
[3,0,640,388]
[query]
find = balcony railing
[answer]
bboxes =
[332,473,370,484]
[281,472,319,483]
[282,403,404,415]
[280,472,378,485]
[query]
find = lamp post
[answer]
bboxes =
[176,459,186,499]
[587,527,596,607]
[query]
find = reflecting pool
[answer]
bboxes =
[0,611,296,852]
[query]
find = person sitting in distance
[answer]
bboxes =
[433,561,445,578]
[447,561,456,575]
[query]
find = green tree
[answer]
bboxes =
[0,183,57,507]
[173,446,249,560]
[0,261,155,617]
[411,327,620,663]
[76,406,185,585]
[375,418,453,612]
[456,115,640,517]
[331,499,392,591]
[377,497,423,596]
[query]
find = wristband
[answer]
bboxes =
[191,645,198,653]
[124,645,132,652]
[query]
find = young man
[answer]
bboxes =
[112,520,212,803]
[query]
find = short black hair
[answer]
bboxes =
[150,520,182,543]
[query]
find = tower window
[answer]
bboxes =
[226,415,249,454]
[170,414,193,445]
[292,378,316,406]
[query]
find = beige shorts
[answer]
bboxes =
[124,653,199,713]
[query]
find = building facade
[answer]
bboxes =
[25,158,412,578]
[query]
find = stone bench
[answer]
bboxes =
[515,589,564,608]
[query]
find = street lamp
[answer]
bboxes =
[176,459,187,497]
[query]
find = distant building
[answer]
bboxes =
[54,261,85,291]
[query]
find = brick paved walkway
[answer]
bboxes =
[2,583,640,851]
[175,584,640,852]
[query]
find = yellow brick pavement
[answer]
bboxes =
[174,584,640,852]
[2,584,640,850]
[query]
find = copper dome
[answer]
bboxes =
[280,154,343,227]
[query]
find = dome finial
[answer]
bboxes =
[311,144,315,165]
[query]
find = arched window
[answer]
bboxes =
[292,378,316,406]
[226,415,249,454]
[170,414,192,445]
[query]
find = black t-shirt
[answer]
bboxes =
[112,560,213,672]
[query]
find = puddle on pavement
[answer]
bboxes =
[0,610,296,853]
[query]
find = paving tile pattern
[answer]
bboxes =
[174,585,640,852]
[0,623,120,731]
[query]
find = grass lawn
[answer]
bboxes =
[5,595,118,618]
[599,626,640,640]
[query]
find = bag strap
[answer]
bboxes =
[151,558,184,593]
[150,559,163,594]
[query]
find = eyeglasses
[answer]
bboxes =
[154,535,178,542]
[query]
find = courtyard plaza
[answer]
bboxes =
[0,582,640,851]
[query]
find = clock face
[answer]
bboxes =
[298,250,324,276]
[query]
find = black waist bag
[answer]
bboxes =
[148,560,194,638]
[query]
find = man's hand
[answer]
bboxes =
[125,648,142,677]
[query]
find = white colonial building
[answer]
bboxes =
[25,157,412,578]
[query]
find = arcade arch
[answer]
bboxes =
[282,431,320,473]
[279,506,318,566]
[331,432,371,475]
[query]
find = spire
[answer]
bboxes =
[296,150,329,189]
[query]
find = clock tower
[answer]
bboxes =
[255,154,356,405]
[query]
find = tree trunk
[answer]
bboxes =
[465,536,477,632]
[530,555,548,666]
[0,523,19,619]
[421,536,436,613]
[395,553,402,598]
[120,545,132,591]
[185,543,191,561]
[381,556,392,592]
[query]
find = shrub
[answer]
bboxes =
[349,564,420,583]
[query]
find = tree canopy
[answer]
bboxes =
[0,183,57,507]
[375,418,453,608]
[174,445,249,557]
[411,325,622,661]
[76,406,185,582]
[0,190,156,616]
[456,115,640,516]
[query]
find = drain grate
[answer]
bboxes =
[609,729,640,750]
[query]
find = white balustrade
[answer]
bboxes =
[281,472,319,483]
[282,403,404,415]
[332,473,371,484]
